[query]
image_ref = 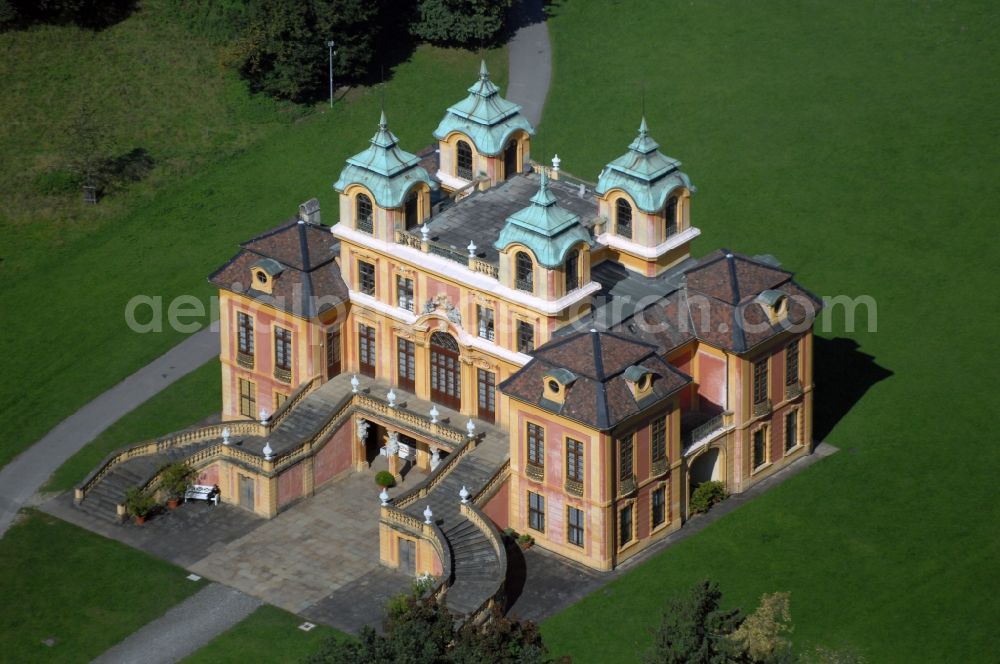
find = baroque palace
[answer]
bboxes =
[76,62,821,618]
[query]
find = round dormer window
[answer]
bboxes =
[256,271,268,285]
[638,374,652,391]
[547,379,560,394]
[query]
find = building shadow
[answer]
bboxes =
[502,536,528,610]
[813,336,893,442]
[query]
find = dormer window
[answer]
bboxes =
[457,140,474,180]
[255,271,268,285]
[249,258,283,295]
[623,365,655,401]
[515,251,534,292]
[756,289,788,324]
[615,198,633,239]
[665,195,678,238]
[542,368,577,405]
[356,193,373,234]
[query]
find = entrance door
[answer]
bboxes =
[430,331,461,411]
[503,140,518,181]
[477,368,496,423]
[398,538,416,575]
[239,475,254,510]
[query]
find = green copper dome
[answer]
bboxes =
[334,110,437,208]
[495,171,593,269]
[433,61,535,157]
[595,116,692,213]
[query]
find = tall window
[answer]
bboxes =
[565,249,579,292]
[517,320,534,354]
[619,503,633,546]
[396,275,414,311]
[566,438,584,484]
[615,198,633,239]
[753,427,767,469]
[237,312,254,357]
[665,196,678,238]
[527,422,545,468]
[356,193,373,234]
[785,341,799,386]
[238,378,256,418]
[274,326,292,374]
[528,491,545,532]
[753,358,769,405]
[515,252,533,292]
[326,327,341,377]
[477,369,496,423]
[404,191,419,230]
[359,260,376,296]
[785,411,798,451]
[456,140,474,180]
[567,506,584,547]
[358,323,376,377]
[651,416,667,465]
[397,338,415,391]
[477,305,495,341]
[618,434,634,483]
[652,486,666,527]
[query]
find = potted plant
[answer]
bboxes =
[160,462,196,509]
[124,487,156,525]
[517,533,535,550]
[375,470,396,488]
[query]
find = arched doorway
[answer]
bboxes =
[503,139,519,181]
[688,447,722,494]
[430,331,461,410]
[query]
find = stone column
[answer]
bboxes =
[355,417,370,472]
[386,430,400,481]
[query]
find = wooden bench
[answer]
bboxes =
[184,484,220,505]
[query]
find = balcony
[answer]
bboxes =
[682,410,734,455]
[619,474,636,496]
[752,399,772,418]
[564,477,583,497]
[785,381,803,399]
[651,457,669,478]
[274,366,292,384]
[525,463,544,482]
[237,352,254,369]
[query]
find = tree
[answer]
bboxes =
[728,592,794,664]
[411,0,512,47]
[304,594,560,663]
[645,580,743,664]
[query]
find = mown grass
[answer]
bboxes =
[0,6,507,470]
[0,510,204,662]
[180,605,347,664]
[44,360,220,493]
[538,1,1000,662]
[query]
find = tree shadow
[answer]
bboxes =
[2,0,137,32]
[506,0,556,33]
[813,336,893,442]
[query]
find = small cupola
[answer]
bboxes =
[623,364,655,401]
[756,289,788,324]
[542,368,578,405]
[249,257,284,295]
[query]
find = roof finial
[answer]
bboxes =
[638,114,649,136]
[479,59,489,80]
[378,108,388,130]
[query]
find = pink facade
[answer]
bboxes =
[482,480,510,529]
[278,463,304,508]
[314,421,353,487]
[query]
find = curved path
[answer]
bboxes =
[506,0,552,127]
[0,327,218,538]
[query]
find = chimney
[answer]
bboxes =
[298,198,321,225]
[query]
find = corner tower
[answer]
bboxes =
[595,117,698,276]
[334,110,438,241]
[433,60,534,191]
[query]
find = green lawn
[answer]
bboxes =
[44,360,220,493]
[538,1,1000,662]
[0,3,507,470]
[181,605,347,664]
[0,511,203,662]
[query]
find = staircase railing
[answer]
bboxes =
[459,501,509,622]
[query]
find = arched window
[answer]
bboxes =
[615,198,633,239]
[503,139,518,181]
[665,195,678,238]
[404,190,419,230]
[515,251,533,292]
[565,249,579,292]
[356,193,373,234]
[456,140,474,180]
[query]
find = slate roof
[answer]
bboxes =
[500,330,691,431]
[595,116,693,213]
[608,250,824,355]
[209,217,348,320]
[333,111,438,209]
[428,170,598,264]
[433,61,535,156]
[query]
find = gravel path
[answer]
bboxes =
[0,327,218,538]
[91,583,261,664]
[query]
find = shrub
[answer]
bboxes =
[124,487,156,517]
[375,470,396,488]
[502,526,518,540]
[690,480,727,514]
[159,462,196,500]
[517,533,534,546]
